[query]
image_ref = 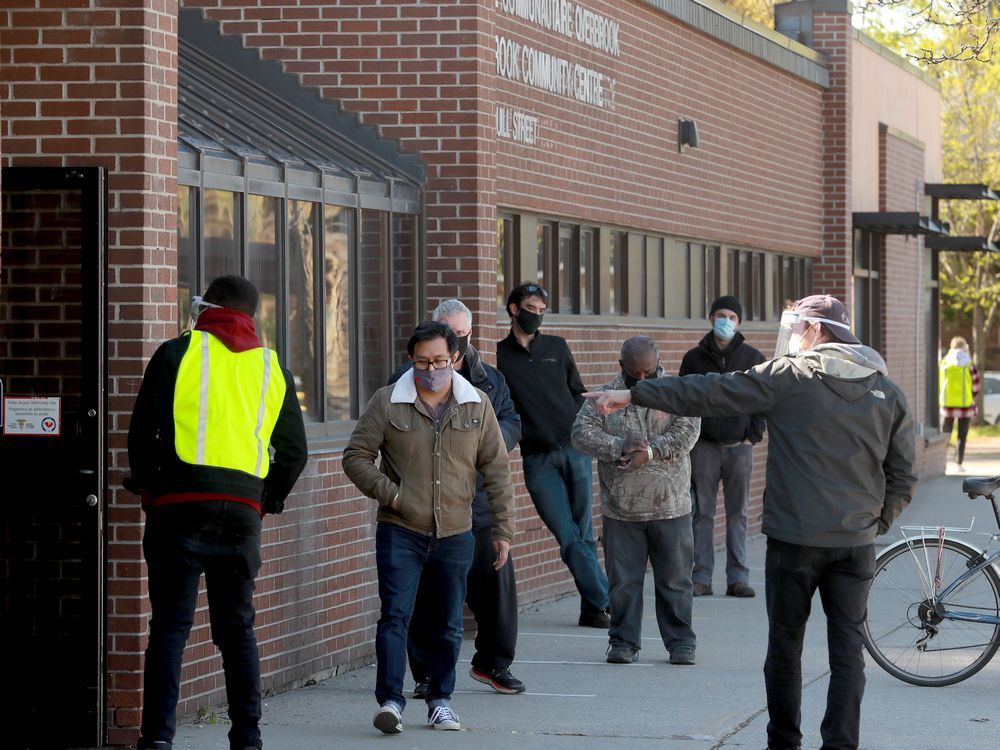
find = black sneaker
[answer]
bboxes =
[470,665,526,694]
[412,680,429,699]
[669,647,696,666]
[606,643,638,664]
[578,608,611,628]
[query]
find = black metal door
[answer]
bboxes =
[0,167,107,749]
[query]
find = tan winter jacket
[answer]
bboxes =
[342,369,516,541]
[572,369,700,522]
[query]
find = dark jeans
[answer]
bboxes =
[941,416,971,464]
[764,538,875,750]
[140,501,263,750]
[690,440,753,587]
[375,523,475,709]
[409,526,518,679]
[522,447,609,612]
[602,515,695,652]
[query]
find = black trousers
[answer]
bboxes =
[408,526,518,678]
[941,416,971,464]
[140,501,263,750]
[764,538,875,750]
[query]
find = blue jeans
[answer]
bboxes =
[140,501,263,750]
[522,447,608,612]
[375,523,475,709]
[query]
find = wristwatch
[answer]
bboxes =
[646,445,655,461]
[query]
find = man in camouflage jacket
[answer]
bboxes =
[572,336,701,666]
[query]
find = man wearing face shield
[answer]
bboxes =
[497,282,610,629]
[680,295,766,599]
[584,294,916,750]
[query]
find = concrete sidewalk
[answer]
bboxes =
[174,450,1000,750]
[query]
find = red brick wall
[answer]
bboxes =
[811,10,853,305]
[1,1,179,742]
[881,130,925,417]
[493,1,825,257]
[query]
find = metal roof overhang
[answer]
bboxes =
[852,212,949,236]
[177,8,424,213]
[925,236,1000,252]
[924,184,1000,201]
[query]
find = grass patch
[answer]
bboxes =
[969,424,1000,439]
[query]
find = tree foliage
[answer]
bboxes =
[855,0,999,63]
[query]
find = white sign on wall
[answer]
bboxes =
[2,397,62,437]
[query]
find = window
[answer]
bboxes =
[853,229,882,351]
[726,248,766,321]
[497,213,518,309]
[705,245,721,314]
[607,230,625,314]
[579,227,594,314]
[645,236,664,317]
[558,224,576,313]
[177,187,420,428]
[176,32,424,433]
[773,254,813,317]
[177,185,195,330]
[536,221,554,291]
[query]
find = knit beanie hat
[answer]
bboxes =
[709,295,743,322]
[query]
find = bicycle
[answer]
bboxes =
[863,475,1000,686]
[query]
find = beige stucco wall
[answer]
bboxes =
[851,34,942,212]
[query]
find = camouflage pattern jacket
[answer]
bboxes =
[572,369,701,522]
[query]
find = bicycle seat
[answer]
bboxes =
[962,475,1000,499]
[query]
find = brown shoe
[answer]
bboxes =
[693,582,713,597]
[726,582,756,598]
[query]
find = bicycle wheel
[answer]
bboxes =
[864,537,1000,686]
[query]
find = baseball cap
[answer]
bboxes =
[792,294,860,345]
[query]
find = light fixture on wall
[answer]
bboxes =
[678,118,700,152]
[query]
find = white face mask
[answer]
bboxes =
[787,332,805,355]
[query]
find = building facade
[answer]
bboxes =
[0,0,946,745]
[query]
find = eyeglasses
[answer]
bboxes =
[412,357,454,371]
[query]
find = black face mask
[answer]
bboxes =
[455,334,470,360]
[516,308,543,335]
[621,360,658,388]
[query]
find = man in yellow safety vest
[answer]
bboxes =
[127,275,307,750]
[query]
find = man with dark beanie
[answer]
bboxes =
[679,295,765,598]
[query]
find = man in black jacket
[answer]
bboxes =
[497,282,609,628]
[127,276,308,750]
[388,299,526,696]
[585,294,917,750]
[679,295,765,598]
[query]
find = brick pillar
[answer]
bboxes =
[1,2,179,744]
[811,5,853,307]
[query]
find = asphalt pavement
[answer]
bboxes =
[173,446,1000,750]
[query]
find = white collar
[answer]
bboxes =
[389,367,482,405]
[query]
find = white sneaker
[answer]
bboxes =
[373,701,403,734]
[427,704,461,730]
[957,463,966,473]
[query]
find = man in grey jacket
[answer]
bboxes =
[572,337,701,666]
[584,295,916,750]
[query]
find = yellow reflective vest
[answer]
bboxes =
[173,330,287,478]
[939,360,973,409]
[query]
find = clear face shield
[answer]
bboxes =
[189,295,222,329]
[774,311,854,357]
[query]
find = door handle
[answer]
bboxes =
[85,494,98,507]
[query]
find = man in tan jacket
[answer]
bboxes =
[343,321,514,735]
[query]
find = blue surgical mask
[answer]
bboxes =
[713,317,737,341]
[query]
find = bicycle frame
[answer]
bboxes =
[893,523,1000,626]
